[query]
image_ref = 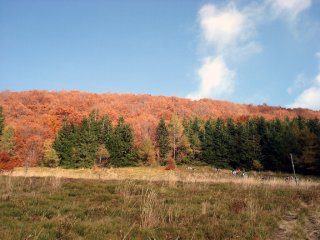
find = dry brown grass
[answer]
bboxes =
[3,166,319,189]
[1,172,319,239]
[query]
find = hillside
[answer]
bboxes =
[0,90,320,165]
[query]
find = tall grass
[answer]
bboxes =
[4,166,319,188]
[1,167,319,239]
[0,175,319,239]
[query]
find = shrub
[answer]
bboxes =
[0,151,20,170]
[165,157,176,170]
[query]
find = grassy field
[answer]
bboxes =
[0,167,319,240]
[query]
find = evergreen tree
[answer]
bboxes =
[53,121,78,168]
[109,117,137,166]
[74,113,100,168]
[297,128,320,174]
[234,121,261,170]
[246,119,262,167]
[256,117,273,170]
[201,119,216,165]
[156,117,169,164]
[212,118,229,168]
[100,114,113,147]
[0,126,15,156]
[185,117,203,161]
[225,118,237,168]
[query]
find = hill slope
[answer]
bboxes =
[0,90,319,164]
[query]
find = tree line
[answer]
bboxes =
[0,107,319,175]
[49,110,320,175]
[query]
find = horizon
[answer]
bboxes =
[1,0,320,110]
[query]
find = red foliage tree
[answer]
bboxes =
[0,90,319,166]
[0,151,20,170]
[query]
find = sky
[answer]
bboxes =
[0,0,320,110]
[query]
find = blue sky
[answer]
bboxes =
[0,0,320,110]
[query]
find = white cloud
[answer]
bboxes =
[290,74,320,110]
[289,51,320,110]
[188,1,313,101]
[267,0,312,20]
[199,3,251,52]
[187,56,235,100]
[188,3,257,100]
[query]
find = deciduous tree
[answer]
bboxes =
[138,135,156,166]
[96,144,110,166]
[42,140,60,167]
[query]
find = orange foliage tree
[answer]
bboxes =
[0,90,319,166]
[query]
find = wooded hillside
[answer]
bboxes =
[0,90,319,166]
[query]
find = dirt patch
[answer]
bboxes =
[272,206,320,240]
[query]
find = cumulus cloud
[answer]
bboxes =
[267,0,312,20]
[187,56,235,100]
[188,3,256,100]
[199,3,251,52]
[290,80,320,110]
[188,1,313,101]
[290,59,320,110]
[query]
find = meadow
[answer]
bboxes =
[0,167,319,240]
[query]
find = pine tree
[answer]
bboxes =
[201,118,229,168]
[256,117,273,170]
[212,118,229,168]
[109,117,137,166]
[201,119,216,165]
[297,128,320,174]
[185,117,203,161]
[156,117,169,164]
[100,114,113,147]
[225,118,237,168]
[53,121,78,168]
[0,126,15,156]
[75,113,100,168]
[234,121,261,170]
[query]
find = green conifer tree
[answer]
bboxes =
[109,117,137,166]
[0,126,15,156]
[156,117,169,165]
[53,121,78,168]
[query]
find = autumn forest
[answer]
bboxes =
[0,90,320,174]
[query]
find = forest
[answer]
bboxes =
[1,103,320,175]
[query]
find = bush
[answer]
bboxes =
[165,157,176,170]
[178,156,192,165]
[42,142,60,167]
[0,151,20,170]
